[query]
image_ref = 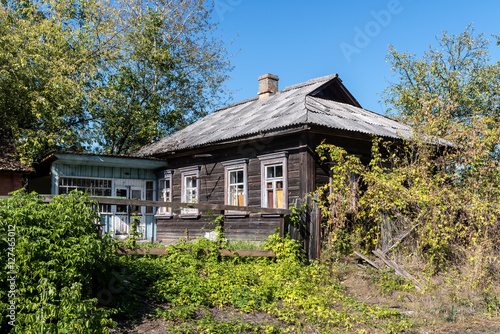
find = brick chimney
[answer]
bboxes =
[258,73,279,100]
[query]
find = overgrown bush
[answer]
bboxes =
[315,131,500,279]
[0,190,117,333]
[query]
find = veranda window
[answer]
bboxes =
[58,177,112,213]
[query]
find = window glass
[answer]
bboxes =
[116,189,127,213]
[264,163,284,208]
[228,168,245,207]
[266,166,274,178]
[276,165,283,177]
[185,176,197,203]
[182,172,199,215]
[58,177,112,197]
[131,189,142,214]
[145,181,154,213]
[158,178,172,215]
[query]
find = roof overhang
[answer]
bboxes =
[50,153,168,169]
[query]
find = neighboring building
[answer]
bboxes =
[29,152,168,240]
[0,142,33,196]
[133,74,412,244]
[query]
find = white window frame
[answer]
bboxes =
[58,176,114,213]
[156,170,173,217]
[180,166,200,217]
[258,152,288,209]
[223,159,248,216]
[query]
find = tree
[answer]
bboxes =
[310,26,500,275]
[91,0,233,154]
[383,25,500,137]
[0,0,233,160]
[383,25,500,194]
[0,0,123,161]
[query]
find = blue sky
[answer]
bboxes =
[215,0,500,115]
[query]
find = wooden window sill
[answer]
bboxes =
[261,214,283,218]
[155,214,173,219]
[180,215,201,220]
[224,214,249,219]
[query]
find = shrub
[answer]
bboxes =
[0,190,117,333]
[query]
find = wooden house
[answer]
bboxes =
[0,141,33,196]
[133,74,412,245]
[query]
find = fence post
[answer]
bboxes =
[309,193,321,260]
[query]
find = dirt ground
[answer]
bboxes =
[110,304,287,334]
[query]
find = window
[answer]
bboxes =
[145,181,154,214]
[58,177,113,213]
[265,164,284,208]
[228,169,245,206]
[130,189,142,214]
[223,159,248,215]
[157,171,173,216]
[59,177,112,196]
[258,152,288,209]
[115,188,128,214]
[180,167,200,216]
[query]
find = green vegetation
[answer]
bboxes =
[0,0,233,161]
[0,191,412,333]
[315,26,500,277]
[0,190,117,333]
[115,232,410,333]
[2,190,500,333]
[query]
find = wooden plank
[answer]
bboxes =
[279,215,284,238]
[218,249,276,257]
[383,222,421,255]
[315,194,321,260]
[116,247,169,255]
[353,251,380,269]
[116,247,275,257]
[40,195,292,215]
[372,249,423,290]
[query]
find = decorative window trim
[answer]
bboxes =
[156,170,173,217]
[180,166,200,217]
[258,152,288,211]
[223,159,249,216]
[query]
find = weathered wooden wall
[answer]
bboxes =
[155,128,380,252]
[156,133,306,244]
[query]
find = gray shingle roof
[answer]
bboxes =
[134,74,413,157]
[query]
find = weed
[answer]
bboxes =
[365,268,414,295]
[482,286,500,316]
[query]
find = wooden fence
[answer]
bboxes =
[116,247,276,257]
[37,195,322,259]
[282,194,321,260]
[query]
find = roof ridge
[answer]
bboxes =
[214,96,258,112]
[214,74,337,112]
[307,96,406,123]
[282,74,338,92]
